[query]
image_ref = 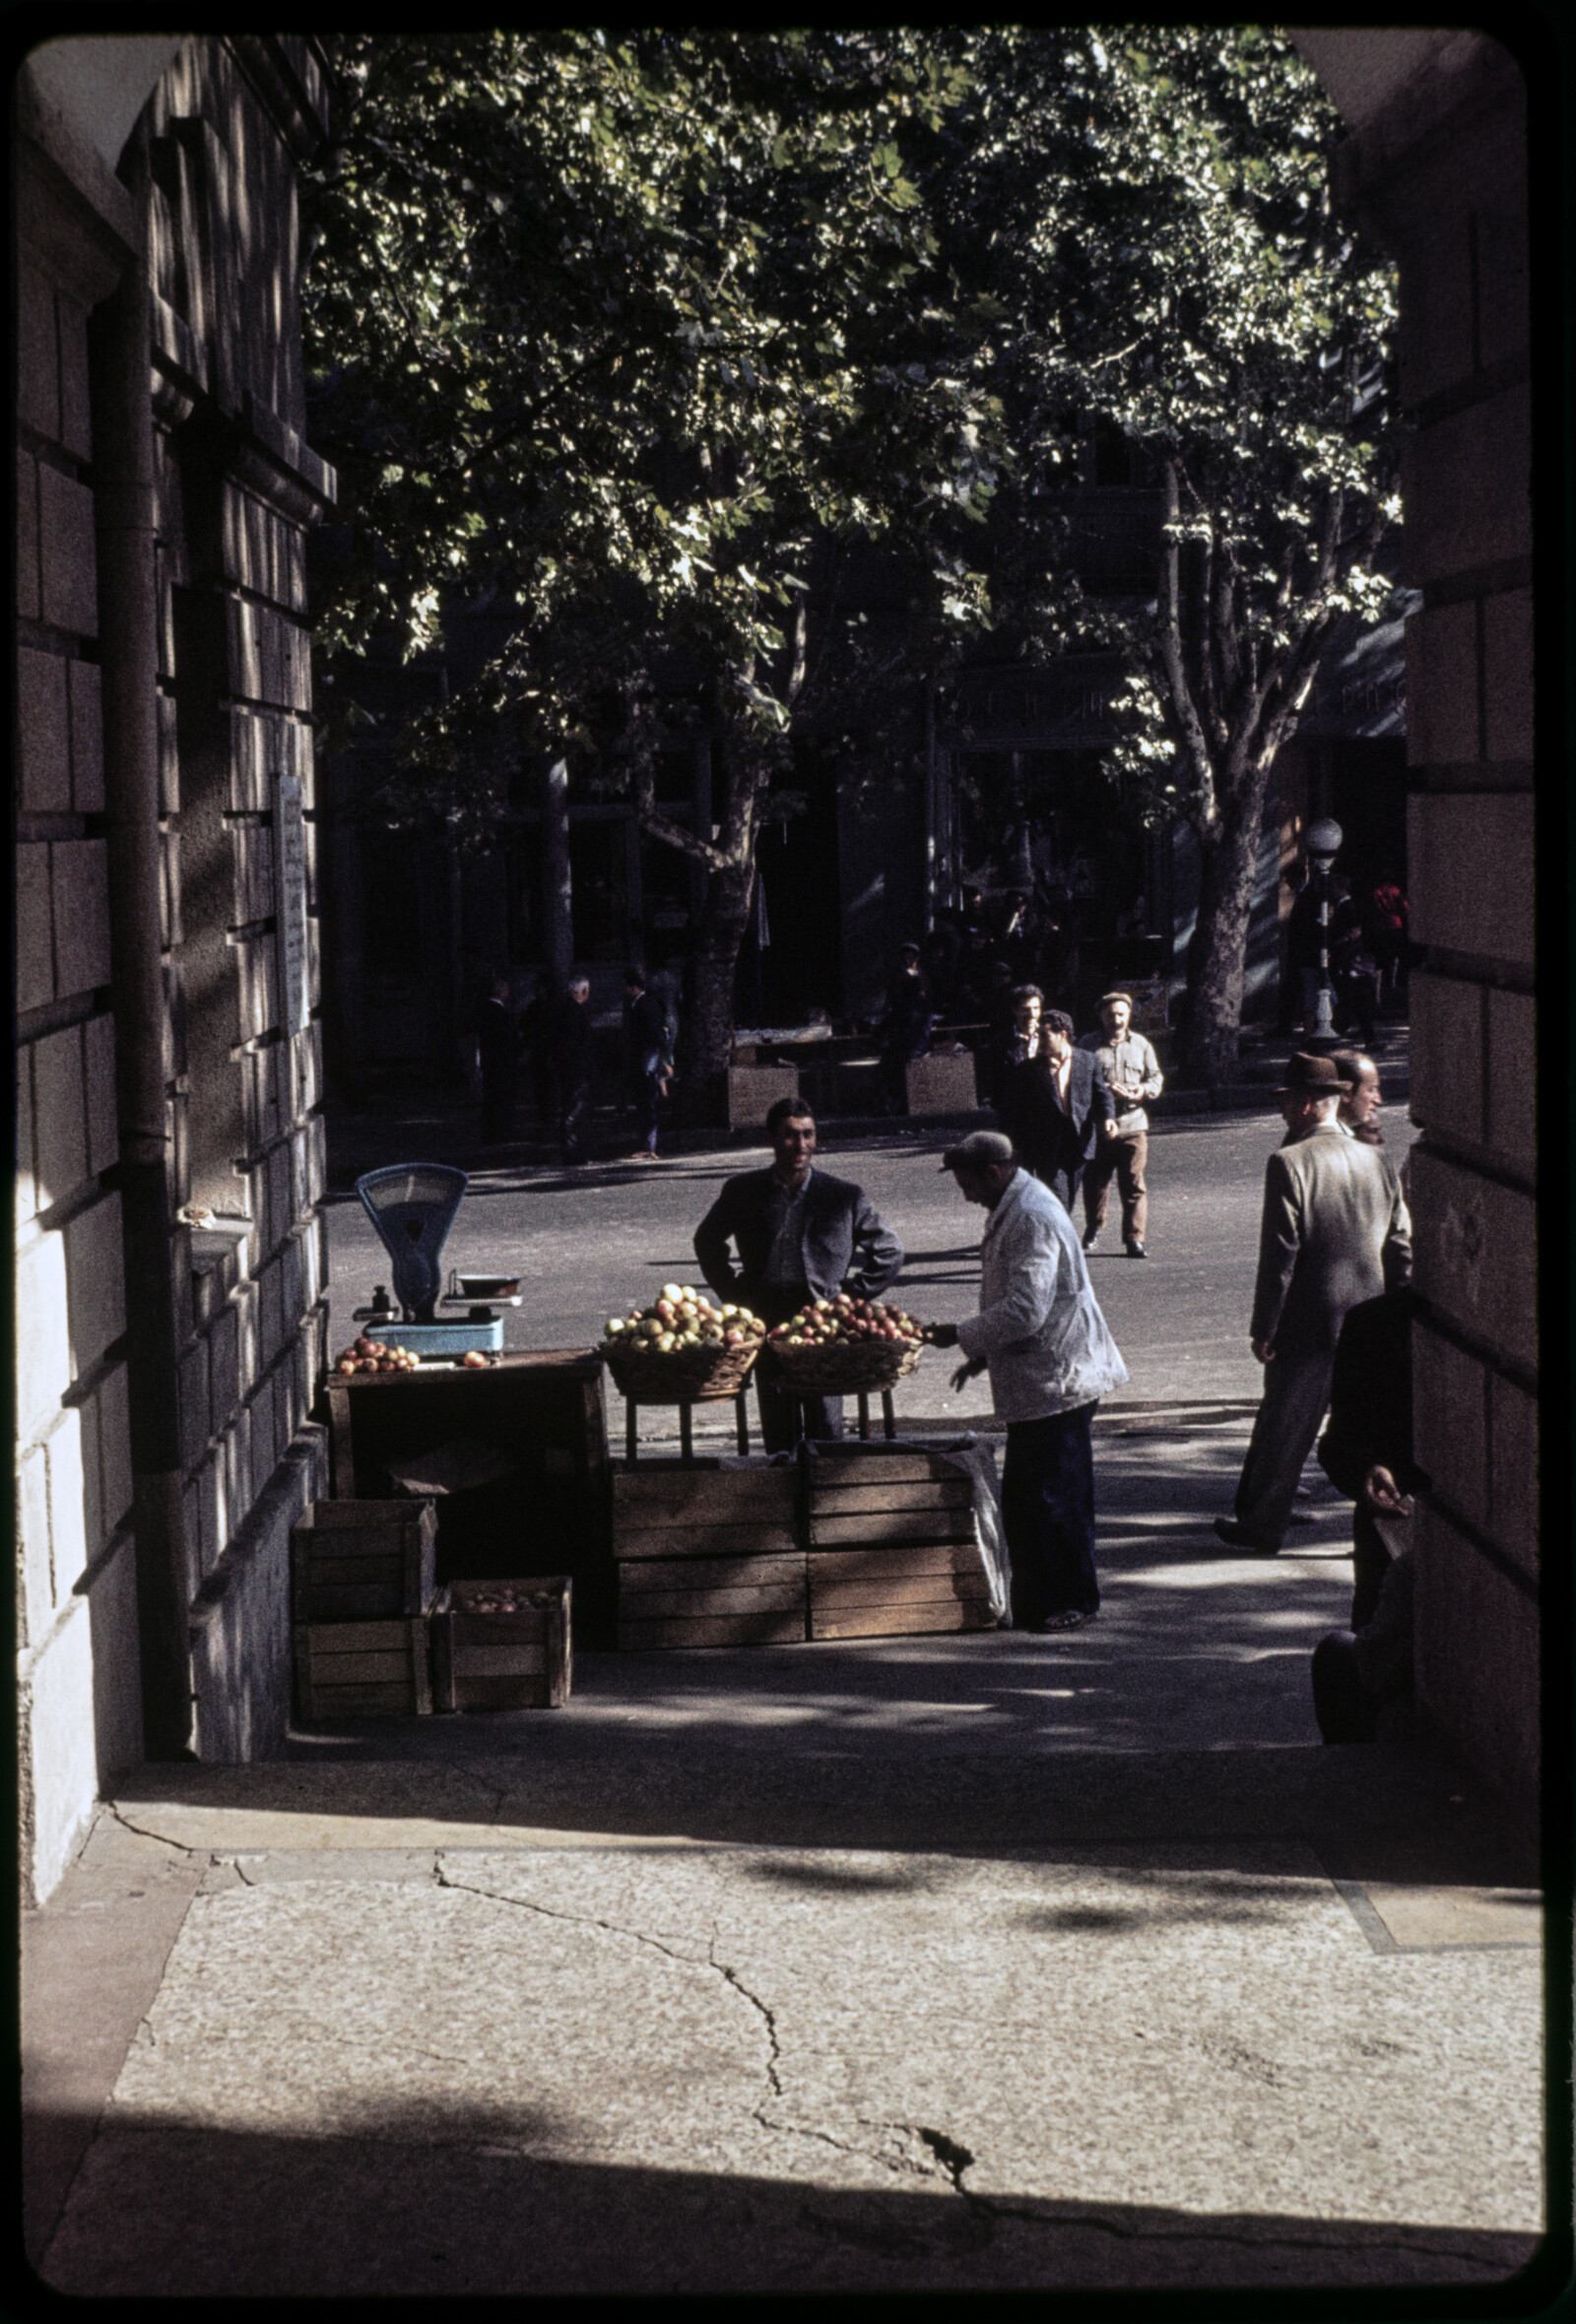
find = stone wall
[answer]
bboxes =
[1295,30,1538,1810]
[15,37,336,1902]
[17,70,147,1901]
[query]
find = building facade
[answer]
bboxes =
[16,36,336,1902]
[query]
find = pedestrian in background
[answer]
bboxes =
[623,965,672,1162]
[1078,990,1163,1258]
[520,973,558,1135]
[1332,1049,1386,1145]
[477,974,523,1147]
[931,1130,1128,1633]
[1316,1282,1427,1628]
[1215,1053,1412,1555]
[984,983,1043,1116]
[875,942,935,1115]
[554,975,594,1165]
[1000,1006,1114,1217]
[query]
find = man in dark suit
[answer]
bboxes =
[997,1006,1115,1216]
[1215,1053,1412,1554]
[693,1097,903,1451]
[1316,1283,1426,1627]
[477,975,522,1147]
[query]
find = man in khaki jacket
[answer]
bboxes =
[1215,1053,1412,1554]
[1078,990,1163,1256]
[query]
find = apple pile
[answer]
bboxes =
[454,1584,553,1616]
[768,1295,924,1347]
[602,1283,766,1356]
[334,1336,420,1376]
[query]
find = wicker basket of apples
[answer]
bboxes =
[757,1296,927,1393]
[599,1283,767,1401]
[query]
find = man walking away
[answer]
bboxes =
[1078,990,1163,1257]
[623,965,672,1161]
[1215,1054,1412,1555]
[554,976,595,1165]
[693,1098,902,1452]
[477,974,522,1148]
[931,1130,1128,1633]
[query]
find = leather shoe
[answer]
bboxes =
[1082,1228,1098,1251]
[1213,1517,1281,1554]
[1034,1608,1097,1633]
[1125,1241,1147,1258]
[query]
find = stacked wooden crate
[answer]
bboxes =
[429,1577,571,1710]
[291,1499,436,1719]
[805,1449,994,1639]
[613,1463,805,1647]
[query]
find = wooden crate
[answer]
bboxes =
[291,1498,436,1623]
[612,1463,798,1560]
[807,1448,995,1641]
[429,1577,571,1711]
[293,1618,433,1721]
[727,1063,800,1130]
[617,1548,807,1649]
[613,1461,805,1647]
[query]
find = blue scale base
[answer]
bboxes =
[363,1317,504,1356]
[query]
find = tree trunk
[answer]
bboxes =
[685,857,755,1084]
[1181,755,1273,1090]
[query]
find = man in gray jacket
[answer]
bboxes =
[931,1130,1129,1632]
[1215,1054,1412,1554]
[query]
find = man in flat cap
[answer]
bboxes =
[1215,1054,1412,1554]
[1078,990,1164,1257]
[931,1130,1128,1632]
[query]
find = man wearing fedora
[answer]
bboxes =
[1078,989,1164,1257]
[931,1130,1129,1632]
[1215,1053,1412,1554]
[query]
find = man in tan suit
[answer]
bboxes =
[1215,1054,1412,1554]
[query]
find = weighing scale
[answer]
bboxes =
[351,1165,522,1357]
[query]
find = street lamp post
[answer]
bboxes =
[1304,816,1344,1052]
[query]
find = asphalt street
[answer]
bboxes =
[323,1104,1421,1426]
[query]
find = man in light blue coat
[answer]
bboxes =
[931,1130,1129,1633]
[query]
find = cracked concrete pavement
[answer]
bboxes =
[24,1415,1554,2296]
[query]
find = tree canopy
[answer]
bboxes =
[303,29,1400,1085]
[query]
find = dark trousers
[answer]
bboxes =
[631,1057,663,1152]
[1001,1401,1100,1626]
[1350,1502,1393,1632]
[1311,1632,1377,1744]
[480,1066,517,1146]
[1083,1130,1149,1245]
[750,1281,844,1452]
[559,1076,591,1162]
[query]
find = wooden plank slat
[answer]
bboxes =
[810,1601,992,1641]
[809,1511,977,1547]
[446,1674,554,1711]
[308,1682,421,1714]
[619,1582,806,1618]
[617,1611,806,1649]
[304,1648,414,1684]
[449,1642,549,1679]
[296,1618,412,1654]
[613,1523,801,1561]
[611,1471,796,1520]
[617,1552,805,1594]
[806,1540,983,1582]
[810,1574,992,1612]
[808,1478,973,1514]
[806,1451,960,1485]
